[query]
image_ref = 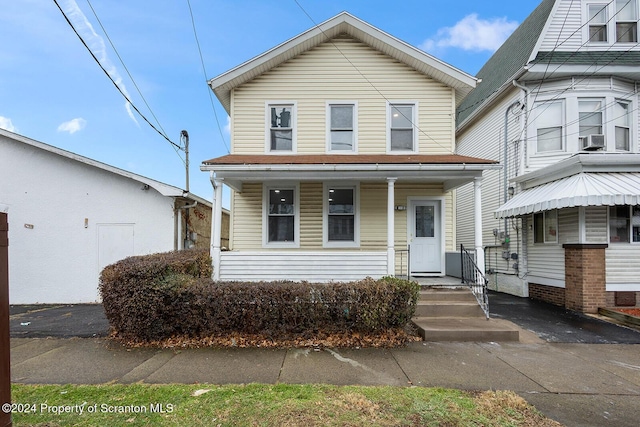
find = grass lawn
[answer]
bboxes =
[8,383,561,426]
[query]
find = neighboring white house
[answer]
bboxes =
[455,0,640,312]
[0,128,216,304]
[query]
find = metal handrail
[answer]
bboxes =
[460,244,489,319]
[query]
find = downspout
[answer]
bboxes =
[504,99,522,237]
[512,80,529,280]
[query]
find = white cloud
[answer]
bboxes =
[0,116,17,132]
[420,14,518,53]
[61,0,139,125]
[57,118,87,134]
[224,116,231,135]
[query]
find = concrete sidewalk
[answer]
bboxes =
[10,337,640,426]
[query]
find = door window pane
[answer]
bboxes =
[415,205,434,238]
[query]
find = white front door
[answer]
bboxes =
[409,200,442,275]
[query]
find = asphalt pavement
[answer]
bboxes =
[7,293,640,427]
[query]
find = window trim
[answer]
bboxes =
[615,0,638,43]
[326,101,358,153]
[323,182,360,248]
[614,99,631,151]
[533,210,558,244]
[265,101,297,154]
[585,3,609,44]
[534,100,565,154]
[262,183,300,248]
[386,101,419,154]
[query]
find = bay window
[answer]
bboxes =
[609,206,640,243]
[614,100,631,151]
[534,100,564,152]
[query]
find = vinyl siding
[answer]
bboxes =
[607,245,640,284]
[585,206,608,243]
[456,91,520,272]
[538,0,582,51]
[230,181,450,253]
[232,35,455,155]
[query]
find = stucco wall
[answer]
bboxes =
[0,135,178,303]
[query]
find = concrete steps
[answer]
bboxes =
[411,288,519,342]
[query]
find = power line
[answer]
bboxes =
[84,0,185,164]
[185,0,230,154]
[52,0,182,151]
[292,0,456,155]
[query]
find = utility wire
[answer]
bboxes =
[84,0,185,164]
[53,0,182,151]
[186,0,230,154]
[293,0,456,154]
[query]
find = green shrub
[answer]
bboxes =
[100,250,419,341]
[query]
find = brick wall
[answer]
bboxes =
[563,244,607,313]
[606,291,640,307]
[529,283,565,306]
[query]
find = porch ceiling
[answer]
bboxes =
[201,154,500,192]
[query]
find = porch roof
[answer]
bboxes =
[201,154,500,192]
[495,172,640,219]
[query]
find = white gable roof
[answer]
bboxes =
[209,12,477,113]
[0,128,210,206]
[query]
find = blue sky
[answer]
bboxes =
[0,0,541,205]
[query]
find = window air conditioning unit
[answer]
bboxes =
[580,134,605,151]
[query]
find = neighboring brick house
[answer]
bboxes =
[201,12,499,282]
[455,0,640,312]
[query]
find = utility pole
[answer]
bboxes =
[181,130,189,193]
[180,130,192,249]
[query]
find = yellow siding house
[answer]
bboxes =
[201,12,499,282]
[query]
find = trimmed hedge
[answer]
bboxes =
[100,250,419,341]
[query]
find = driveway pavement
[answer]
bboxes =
[8,294,640,426]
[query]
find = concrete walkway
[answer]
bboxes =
[10,337,640,427]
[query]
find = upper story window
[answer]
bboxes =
[327,103,357,152]
[534,100,564,153]
[388,103,417,153]
[615,100,631,151]
[616,0,638,42]
[267,103,295,152]
[579,99,604,149]
[609,205,640,243]
[534,210,558,244]
[588,4,608,42]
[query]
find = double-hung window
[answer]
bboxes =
[388,103,417,152]
[534,101,564,153]
[268,104,294,152]
[533,210,558,244]
[609,206,640,243]
[264,186,299,246]
[616,0,638,42]
[588,4,609,42]
[579,99,604,138]
[614,100,631,151]
[328,103,356,152]
[324,185,359,247]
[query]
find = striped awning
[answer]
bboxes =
[495,172,640,218]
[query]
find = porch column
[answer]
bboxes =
[387,178,397,276]
[474,177,485,284]
[210,173,223,281]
